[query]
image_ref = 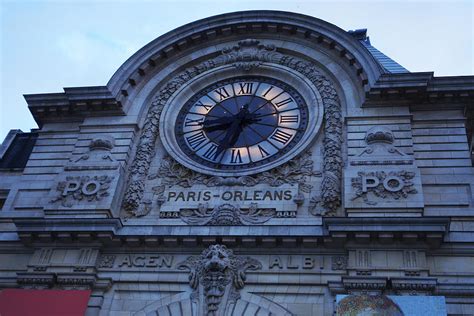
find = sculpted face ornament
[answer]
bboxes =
[177,244,262,315]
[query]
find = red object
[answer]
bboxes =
[0,289,91,316]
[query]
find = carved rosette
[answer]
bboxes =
[122,39,342,217]
[177,244,262,315]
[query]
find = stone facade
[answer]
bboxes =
[1,11,474,316]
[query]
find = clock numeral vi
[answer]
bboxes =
[186,131,207,150]
[270,129,292,145]
[230,149,243,164]
[237,82,254,95]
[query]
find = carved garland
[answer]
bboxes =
[149,151,319,191]
[122,39,343,217]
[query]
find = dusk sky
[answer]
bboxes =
[1,0,473,141]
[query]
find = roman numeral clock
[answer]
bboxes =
[160,75,318,177]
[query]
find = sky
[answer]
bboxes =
[1,0,473,141]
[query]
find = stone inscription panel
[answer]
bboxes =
[159,184,298,213]
[97,253,342,272]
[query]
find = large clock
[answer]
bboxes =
[160,70,323,177]
[175,77,308,171]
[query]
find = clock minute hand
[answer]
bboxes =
[214,118,240,161]
[214,105,249,163]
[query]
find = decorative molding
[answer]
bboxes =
[159,211,180,219]
[122,39,342,218]
[350,160,413,166]
[276,210,297,218]
[351,170,417,205]
[391,277,437,295]
[342,276,387,295]
[50,175,114,207]
[17,272,99,290]
[56,273,96,290]
[177,244,261,315]
[179,203,276,225]
[17,273,55,289]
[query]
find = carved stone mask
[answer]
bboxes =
[203,245,230,272]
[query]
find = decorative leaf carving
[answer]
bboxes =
[151,151,320,190]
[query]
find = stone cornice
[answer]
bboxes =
[106,11,385,105]
[324,217,450,246]
[24,86,124,127]
[12,217,450,248]
[364,72,474,106]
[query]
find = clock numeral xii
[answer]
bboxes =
[237,82,254,95]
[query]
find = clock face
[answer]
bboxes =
[174,77,309,171]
